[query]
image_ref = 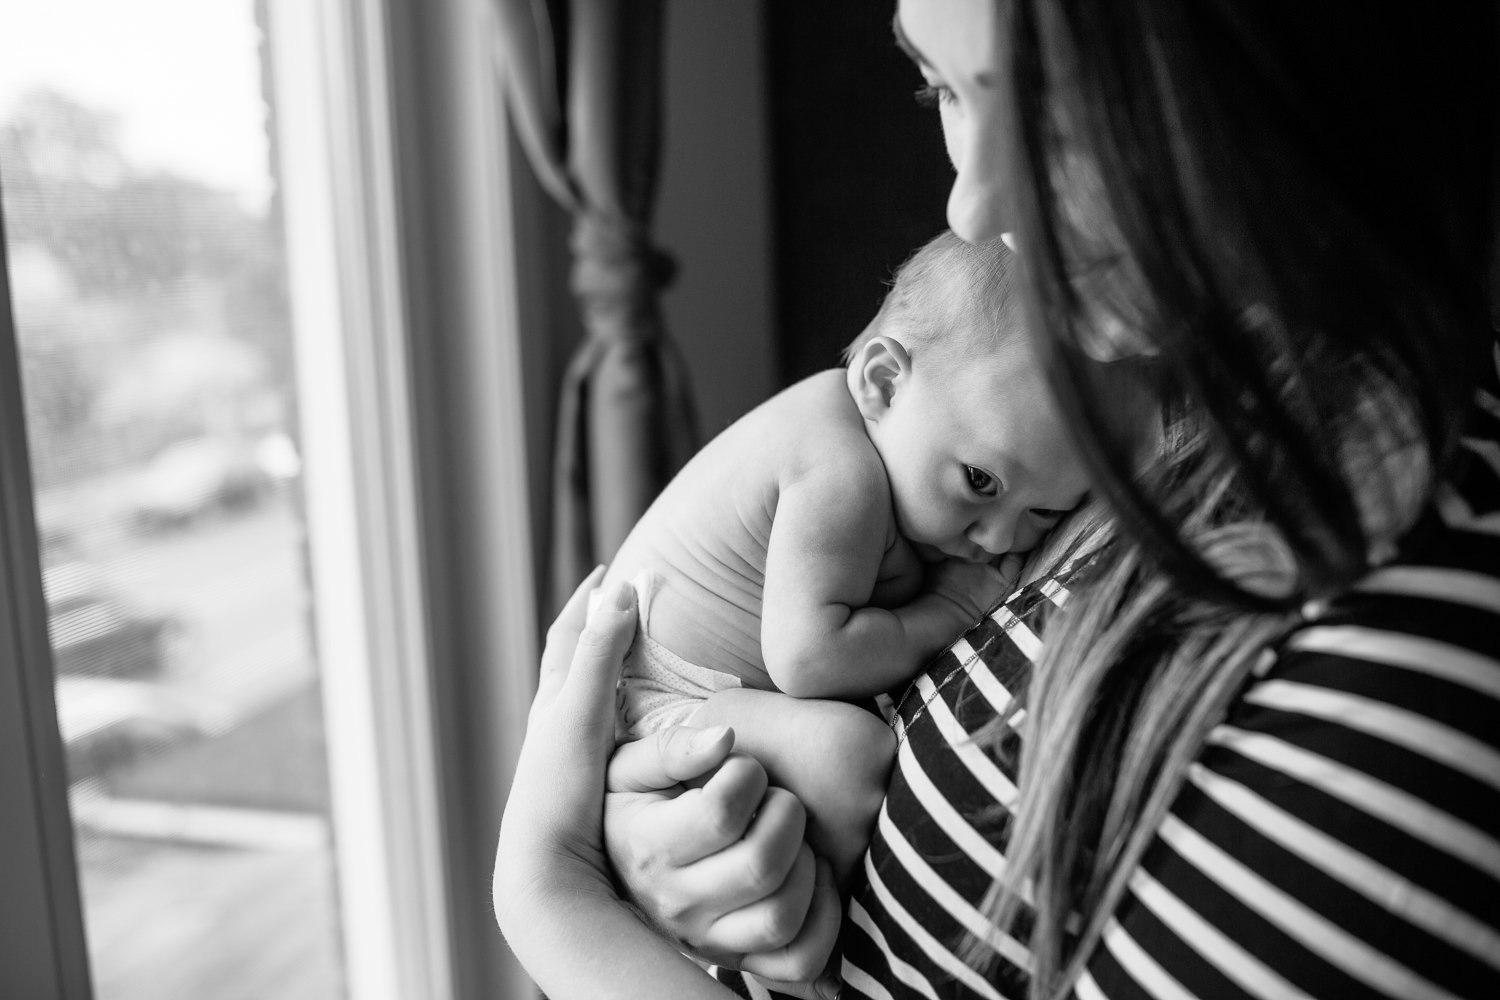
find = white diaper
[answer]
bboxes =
[615,569,741,739]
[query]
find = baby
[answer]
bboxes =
[601,231,1091,883]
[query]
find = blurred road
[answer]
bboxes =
[49,492,345,1000]
[102,494,314,720]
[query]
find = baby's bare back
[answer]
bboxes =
[603,370,886,687]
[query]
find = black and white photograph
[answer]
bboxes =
[2,3,1497,999]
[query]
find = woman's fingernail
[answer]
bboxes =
[588,580,632,622]
[611,580,634,612]
[688,724,729,750]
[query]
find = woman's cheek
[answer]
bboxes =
[939,103,964,172]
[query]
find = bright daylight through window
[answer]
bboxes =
[0,1,346,996]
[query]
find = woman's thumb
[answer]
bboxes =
[607,723,736,793]
[562,579,638,709]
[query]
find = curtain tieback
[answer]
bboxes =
[570,214,676,331]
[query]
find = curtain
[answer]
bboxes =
[494,0,699,614]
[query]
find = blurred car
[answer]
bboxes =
[55,675,218,783]
[125,436,270,531]
[43,562,179,679]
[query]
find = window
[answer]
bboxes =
[0,1,537,997]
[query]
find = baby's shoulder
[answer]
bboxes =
[759,369,883,476]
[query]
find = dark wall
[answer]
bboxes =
[659,0,774,436]
[764,6,953,385]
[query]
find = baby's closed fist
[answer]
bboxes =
[926,559,1010,624]
[994,552,1025,590]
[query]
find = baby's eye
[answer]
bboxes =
[965,465,998,497]
[913,83,956,109]
[1029,507,1068,523]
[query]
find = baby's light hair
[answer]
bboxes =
[842,231,1023,372]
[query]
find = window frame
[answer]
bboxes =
[0,195,95,1000]
[266,0,462,996]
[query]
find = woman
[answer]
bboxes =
[496,1,1500,998]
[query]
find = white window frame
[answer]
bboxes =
[269,0,542,996]
[267,2,458,997]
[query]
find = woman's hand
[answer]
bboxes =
[495,567,634,920]
[497,568,740,998]
[494,569,839,998]
[606,726,844,986]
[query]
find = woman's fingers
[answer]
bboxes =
[703,840,817,955]
[496,564,623,930]
[537,564,605,707]
[557,578,637,732]
[606,750,771,886]
[596,705,839,975]
[607,745,769,868]
[663,752,771,863]
[606,723,737,794]
[605,761,816,954]
[677,785,807,922]
[600,728,841,980]
[736,856,843,987]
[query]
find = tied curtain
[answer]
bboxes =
[494,0,699,614]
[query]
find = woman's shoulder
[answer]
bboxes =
[1238,361,1500,787]
[1082,441,1500,1000]
[1076,371,1500,999]
[1084,578,1500,999]
[1228,358,1500,820]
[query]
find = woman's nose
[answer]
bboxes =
[948,173,1008,245]
[945,118,1011,245]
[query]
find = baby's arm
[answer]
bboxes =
[760,462,1006,700]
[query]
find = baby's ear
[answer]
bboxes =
[850,335,911,420]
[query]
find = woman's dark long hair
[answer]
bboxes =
[979,3,1499,995]
[1024,1,1496,607]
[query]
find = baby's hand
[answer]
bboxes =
[993,552,1025,590]
[925,559,1011,624]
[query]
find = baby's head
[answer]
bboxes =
[846,231,1091,563]
[843,230,1023,376]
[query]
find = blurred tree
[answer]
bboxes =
[1,88,264,296]
[20,320,97,436]
[0,86,294,486]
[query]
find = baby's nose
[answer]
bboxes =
[969,515,1016,558]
